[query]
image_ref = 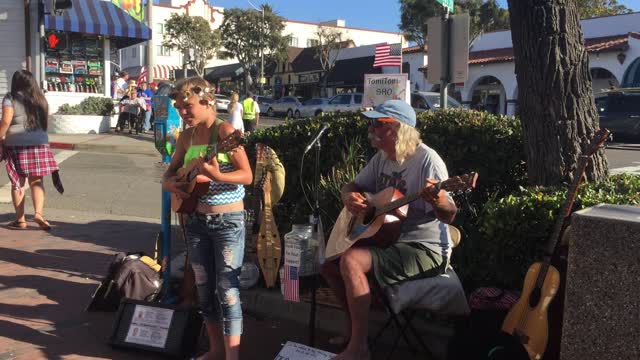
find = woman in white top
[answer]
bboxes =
[226,92,244,132]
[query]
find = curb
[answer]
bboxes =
[49,142,76,150]
[607,144,640,151]
[49,141,158,156]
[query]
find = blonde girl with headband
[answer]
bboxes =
[162,77,252,360]
[226,92,244,132]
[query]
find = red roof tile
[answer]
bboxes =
[469,33,635,65]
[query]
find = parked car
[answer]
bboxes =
[294,98,330,118]
[254,95,273,108]
[595,88,640,141]
[214,94,230,112]
[266,96,302,118]
[322,93,364,114]
[410,91,462,112]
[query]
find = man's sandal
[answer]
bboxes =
[7,220,27,230]
[32,212,51,231]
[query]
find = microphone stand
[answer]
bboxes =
[308,131,321,347]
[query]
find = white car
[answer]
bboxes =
[322,93,363,114]
[410,91,461,112]
[214,94,231,112]
[294,98,329,118]
[267,96,302,118]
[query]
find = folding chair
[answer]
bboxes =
[371,225,470,359]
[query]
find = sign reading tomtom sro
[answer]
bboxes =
[363,74,409,108]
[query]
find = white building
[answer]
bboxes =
[460,12,640,116]
[120,0,404,81]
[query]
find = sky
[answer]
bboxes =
[208,0,640,33]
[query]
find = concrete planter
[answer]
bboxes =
[49,114,111,134]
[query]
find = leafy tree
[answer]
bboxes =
[314,26,351,97]
[506,0,608,186]
[162,14,221,76]
[219,5,290,93]
[576,0,632,18]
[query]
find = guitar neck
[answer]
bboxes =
[375,182,444,216]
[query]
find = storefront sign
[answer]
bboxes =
[275,341,335,360]
[112,0,144,23]
[298,72,320,84]
[363,74,409,107]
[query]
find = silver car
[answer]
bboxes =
[323,93,363,114]
[411,91,461,112]
[266,96,302,118]
[214,94,231,112]
[294,98,330,118]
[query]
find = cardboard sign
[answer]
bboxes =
[275,341,335,360]
[363,74,409,108]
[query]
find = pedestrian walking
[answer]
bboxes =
[227,92,244,132]
[163,77,252,360]
[241,91,260,133]
[0,70,64,230]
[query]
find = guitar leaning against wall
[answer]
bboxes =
[501,129,610,360]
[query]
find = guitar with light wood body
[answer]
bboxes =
[501,129,610,360]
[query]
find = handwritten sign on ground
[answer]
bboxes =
[275,341,335,360]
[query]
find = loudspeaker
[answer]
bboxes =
[109,299,202,358]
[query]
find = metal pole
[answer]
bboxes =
[24,0,32,71]
[39,0,45,89]
[146,0,154,83]
[439,9,451,110]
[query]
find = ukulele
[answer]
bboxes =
[325,172,478,260]
[170,128,244,213]
[501,129,610,360]
[255,144,282,288]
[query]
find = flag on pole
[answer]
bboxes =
[281,265,300,302]
[373,43,402,68]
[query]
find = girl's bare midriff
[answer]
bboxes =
[196,199,244,215]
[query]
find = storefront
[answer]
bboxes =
[203,63,245,94]
[326,56,381,95]
[41,0,150,112]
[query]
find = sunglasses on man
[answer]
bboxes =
[368,117,396,128]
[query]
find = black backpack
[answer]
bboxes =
[87,252,162,312]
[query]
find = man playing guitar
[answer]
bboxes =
[320,100,458,360]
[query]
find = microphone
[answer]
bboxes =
[304,124,329,153]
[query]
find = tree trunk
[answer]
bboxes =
[507,0,608,186]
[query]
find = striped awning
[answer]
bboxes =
[44,0,151,49]
[137,65,183,82]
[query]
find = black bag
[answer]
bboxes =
[87,252,162,312]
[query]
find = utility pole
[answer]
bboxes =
[146,0,154,83]
[439,7,451,110]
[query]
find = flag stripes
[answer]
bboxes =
[373,43,402,68]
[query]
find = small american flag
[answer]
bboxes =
[373,43,402,68]
[281,265,300,302]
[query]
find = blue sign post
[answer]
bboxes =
[152,89,182,302]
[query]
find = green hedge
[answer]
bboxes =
[56,97,114,116]
[462,173,640,290]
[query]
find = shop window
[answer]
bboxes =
[44,31,104,93]
[132,47,137,58]
[157,45,171,56]
[307,39,319,47]
[289,37,298,47]
[155,23,164,35]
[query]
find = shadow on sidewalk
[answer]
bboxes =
[0,214,163,359]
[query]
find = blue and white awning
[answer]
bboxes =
[44,0,151,48]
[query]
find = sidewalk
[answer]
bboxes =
[0,205,437,359]
[49,132,159,156]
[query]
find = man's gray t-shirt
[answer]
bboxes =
[354,143,453,258]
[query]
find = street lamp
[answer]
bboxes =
[248,1,264,95]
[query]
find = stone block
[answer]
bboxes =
[561,204,640,360]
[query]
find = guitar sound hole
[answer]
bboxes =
[362,207,376,225]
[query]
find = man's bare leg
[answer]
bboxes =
[332,248,373,360]
[321,260,351,343]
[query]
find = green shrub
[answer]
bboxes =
[56,97,114,116]
[461,173,640,290]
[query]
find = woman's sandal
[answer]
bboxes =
[7,220,27,230]
[32,212,51,231]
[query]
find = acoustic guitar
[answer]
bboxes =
[325,172,478,260]
[255,144,282,288]
[170,129,244,213]
[501,129,610,360]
